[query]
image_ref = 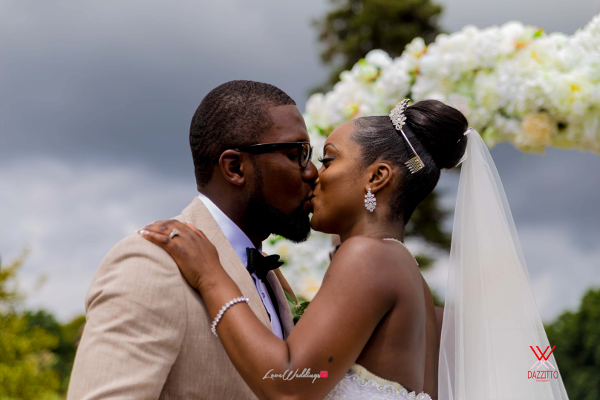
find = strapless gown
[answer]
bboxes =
[324,363,432,400]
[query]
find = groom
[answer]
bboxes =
[68,80,318,399]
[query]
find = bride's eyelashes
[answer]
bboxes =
[318,156,334,165]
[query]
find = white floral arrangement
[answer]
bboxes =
[263,232,333,302]
[305,14,600,154]
[271,15,600,303]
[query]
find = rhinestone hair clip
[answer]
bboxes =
[389,99,425,174]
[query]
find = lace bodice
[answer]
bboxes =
[324,363,432,400]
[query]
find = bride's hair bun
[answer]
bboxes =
[404,100,468,169]
[352,99,469,224]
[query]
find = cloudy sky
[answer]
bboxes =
[1,0,599,322]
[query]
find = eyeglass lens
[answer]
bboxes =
[300,143,311,167]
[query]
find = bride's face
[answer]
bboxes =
[310,121,371,234]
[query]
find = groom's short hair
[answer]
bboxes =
[190,80,296,188]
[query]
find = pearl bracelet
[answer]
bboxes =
[211,296,249,337]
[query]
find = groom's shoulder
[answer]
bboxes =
[100,213,188,271]
[85,231,187,312]
[103,232,176,268]
[89,231,182,291]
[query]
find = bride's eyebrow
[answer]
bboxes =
[323,143,339,153]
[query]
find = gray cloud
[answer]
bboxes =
[438,0,599,34]
[1,156,194,320]
[0,0,329,175]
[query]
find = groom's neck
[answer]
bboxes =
[200,188,267,248]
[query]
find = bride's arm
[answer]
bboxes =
[140,221,401,400]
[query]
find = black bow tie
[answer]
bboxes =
[246,248,284,282]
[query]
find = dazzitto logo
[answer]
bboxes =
[528,346,559,382]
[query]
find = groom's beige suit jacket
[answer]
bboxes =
[68,197,295,399]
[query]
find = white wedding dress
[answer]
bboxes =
[324,363,432,400]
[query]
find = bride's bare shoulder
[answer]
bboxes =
[328,236,422,295]
[329,236,416,280]
[335,236,416,267]
[332,236,387,262]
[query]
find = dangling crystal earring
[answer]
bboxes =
[364,188,376,212]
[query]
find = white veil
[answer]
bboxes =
[438,129,570,399]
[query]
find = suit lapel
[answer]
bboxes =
[266,270,295,339]
[180,197,272,330]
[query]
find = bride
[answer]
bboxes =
[138,99,569,400]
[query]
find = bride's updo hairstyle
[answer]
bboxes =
[352,100,468,223]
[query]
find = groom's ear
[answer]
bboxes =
[367,162,392,194]
[218,149,246,187]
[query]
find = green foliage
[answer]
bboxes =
[406,190,451,251]
[313,0,443,90]
[0,251,86,399]
[25,311,86,393]
[546,288,600,400]
[0,251,62,400]
[0,252,27,309]
[0,314,63,400]
[284,290,310,325]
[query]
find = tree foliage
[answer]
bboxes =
[25,311,86,394]
[0,252,86,399]
[546,288,600,400]
[313,0,443,89]
[0,251,61,399]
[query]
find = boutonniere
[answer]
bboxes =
[284,291,310,325]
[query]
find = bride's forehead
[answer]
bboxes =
[324,122,354,147]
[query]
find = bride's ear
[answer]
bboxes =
[367,162,392,195]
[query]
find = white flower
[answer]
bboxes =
[405,37,427,58]
[351,60,380,82]
[521,112,555,147]
[305,94,330,133]
[365,49,393,69]
[375,58,412,107]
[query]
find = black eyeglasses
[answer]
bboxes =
[213,141,313,168]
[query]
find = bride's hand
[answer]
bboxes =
[137,220,222,291]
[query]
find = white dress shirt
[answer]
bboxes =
[197,193,283,339]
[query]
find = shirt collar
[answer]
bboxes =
[197,193,260,267]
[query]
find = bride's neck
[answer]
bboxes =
[338,218,405,244]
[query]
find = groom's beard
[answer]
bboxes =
[245,163,311,243]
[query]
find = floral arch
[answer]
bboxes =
[266,14,600,304]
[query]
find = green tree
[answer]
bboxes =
[546,288,600,400]
[313,0,443,90]
[25,311,86,394]
[0,251,62,400]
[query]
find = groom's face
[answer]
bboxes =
[244,105,318,242]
